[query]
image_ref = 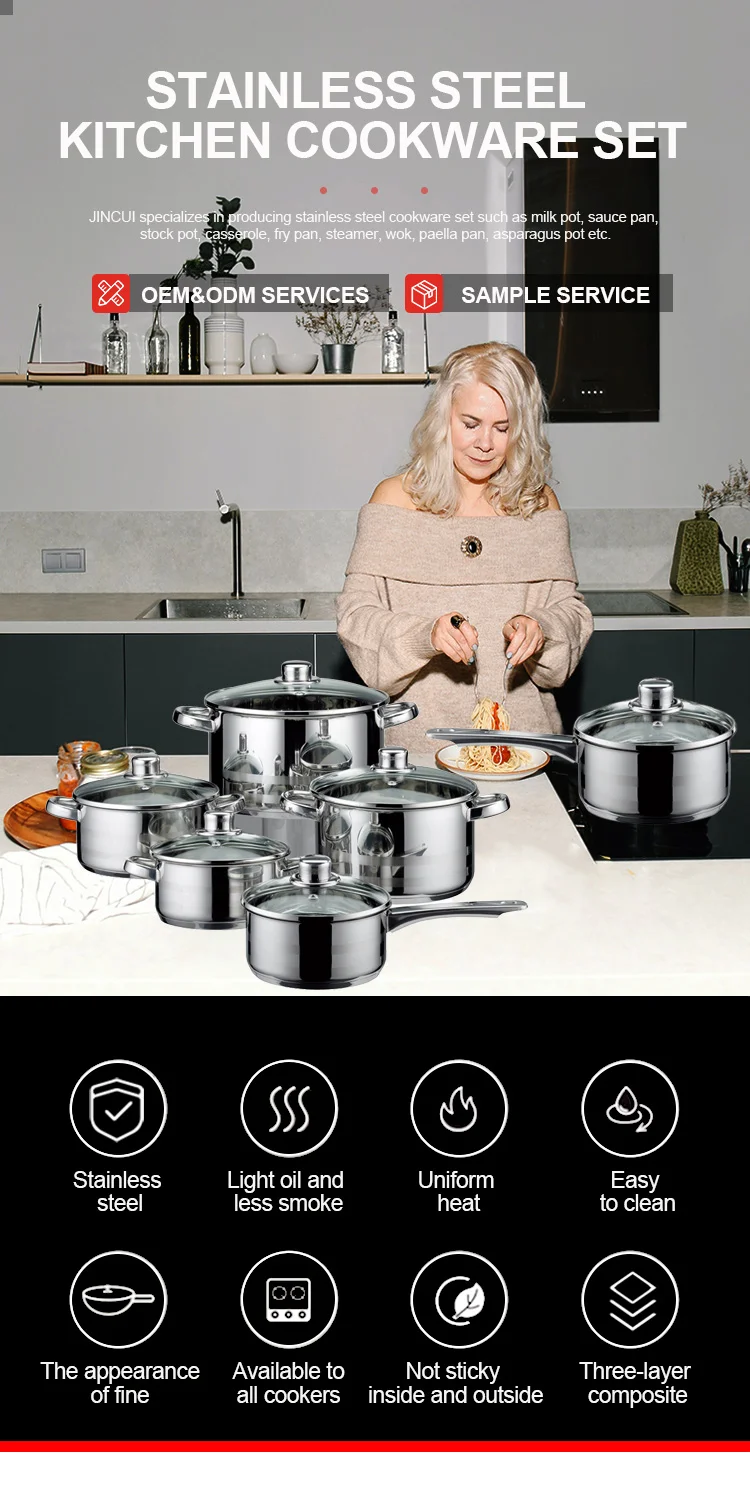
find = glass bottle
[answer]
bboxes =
[381,307,405,374]
[179,290,201,375]
[102,312,128,374]
[146,307,170,374]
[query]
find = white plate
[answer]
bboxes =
[435,743,550,782]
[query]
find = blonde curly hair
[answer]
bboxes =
[402,342,553,519]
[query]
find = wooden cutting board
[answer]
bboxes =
[3,790,77,850]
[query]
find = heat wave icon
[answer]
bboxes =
[268,1084,310,1135]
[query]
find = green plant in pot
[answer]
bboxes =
[670,461,750,595]
[151,196,255,375]
[295,303,382,374]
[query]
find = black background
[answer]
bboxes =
[1,995,746,1443]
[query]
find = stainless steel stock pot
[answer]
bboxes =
[282,747,510,899]
[174,660,418,808]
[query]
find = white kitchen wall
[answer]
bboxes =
[0,0,746,520]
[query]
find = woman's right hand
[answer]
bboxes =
[430,613,478,665]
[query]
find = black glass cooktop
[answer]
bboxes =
[548,752,750,861]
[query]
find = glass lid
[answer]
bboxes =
[576,679,736,749]
[205,659,385,715]
[310,748,475,807]
[245,855,389,921]
[155,832,288,867]
[72,754,218,808]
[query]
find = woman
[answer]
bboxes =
[336,341,593,757]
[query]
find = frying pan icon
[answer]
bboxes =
[82,1283,156,1316]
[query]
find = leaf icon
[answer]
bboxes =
[452,1282,485,1320]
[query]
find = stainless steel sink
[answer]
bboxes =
[582,590,687,617]
[137,596,306,620]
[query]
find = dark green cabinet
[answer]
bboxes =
[694,631,750,747]
[315,634,361,684]
[0,633,125,754]
[124,634,315,754]
[555,630,695,731]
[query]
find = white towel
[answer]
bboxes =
[0,843,154,936]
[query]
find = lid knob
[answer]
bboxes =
[634,678,677,712]
[203,794,241,833]
[278,660,318,684]
[296,855,334,886]
[378,747,409,770]
[130,754,161,778]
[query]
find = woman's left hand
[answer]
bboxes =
[502,614,545,667]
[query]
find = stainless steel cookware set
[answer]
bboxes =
[45,665,734,987]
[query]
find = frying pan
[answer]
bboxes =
[82,1283,156,1316]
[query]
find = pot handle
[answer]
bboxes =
[426,728,578,766]
[388,899,527,932]
[376,700,419,729]
[123,854,160,881]
[280,790,323,820]
[173,704,221,734]
[467,792,510,821]
[46,795,80,821]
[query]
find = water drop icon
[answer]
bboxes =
[614,1086,638,1115]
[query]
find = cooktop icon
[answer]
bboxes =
[582,1060,679,1158]
[241,1251,337,1349]
[70,1060,168,1158]
[411,1061,507,1157]
[266,1277,311,1322]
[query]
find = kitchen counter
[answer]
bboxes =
[0,589,748,633]
[2,754,748,996]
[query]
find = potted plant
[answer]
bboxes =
[155,196,255,376]
[295,303,382,374]
[670,461,750,595]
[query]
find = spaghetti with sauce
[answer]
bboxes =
[458,697,534,774]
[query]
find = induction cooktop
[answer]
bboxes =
[548,752,750,861]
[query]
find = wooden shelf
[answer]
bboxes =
[3,372,437,387]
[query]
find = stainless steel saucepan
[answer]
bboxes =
[281,747,509,899]
[428,678,736,825]
[173,660,417,807]
[124,797,294,930]
[242,854,527,989]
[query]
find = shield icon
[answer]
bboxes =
[89,1079,145,1142]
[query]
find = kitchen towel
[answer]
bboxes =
[0,843,154,936]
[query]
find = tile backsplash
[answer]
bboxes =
[0,508,694,592]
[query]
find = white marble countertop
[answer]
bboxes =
[0,588,748,632]
[2,754,748,996]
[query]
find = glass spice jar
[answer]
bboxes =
[56,740,101,830]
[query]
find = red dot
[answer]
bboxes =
[319,186,327,194]
[421,186,429,194]
[370,186,378,194]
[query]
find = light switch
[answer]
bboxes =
[42,547,87,573]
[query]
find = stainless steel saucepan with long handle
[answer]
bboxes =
[427,678,736,825]
[242,854,526,989]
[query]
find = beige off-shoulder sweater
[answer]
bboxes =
[336,505,593,756]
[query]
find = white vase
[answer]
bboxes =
[204,310,245,376]
[250,332,277,374]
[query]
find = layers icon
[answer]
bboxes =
[609,1270,657,1333]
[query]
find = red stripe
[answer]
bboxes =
[1,1442,749,1453]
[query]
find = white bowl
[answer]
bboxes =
[274,352,319,374]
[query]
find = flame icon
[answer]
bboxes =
[269,1085,311,1134]
[440,1086,478,1133]
[606,1085,653,1132]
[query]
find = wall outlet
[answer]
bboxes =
[42,547,86,573]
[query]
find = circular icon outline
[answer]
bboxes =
[240,1250,338,1349]
[240,1060,338,1158]
[581,1059,679,1158]
[69,1058,168,1158]
[581,1249,679,1350]
[69,1250,167,1349]
[410,1250,509,1349]
[410,1060,509,1157]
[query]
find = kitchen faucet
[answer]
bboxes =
[215,489,243,598]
